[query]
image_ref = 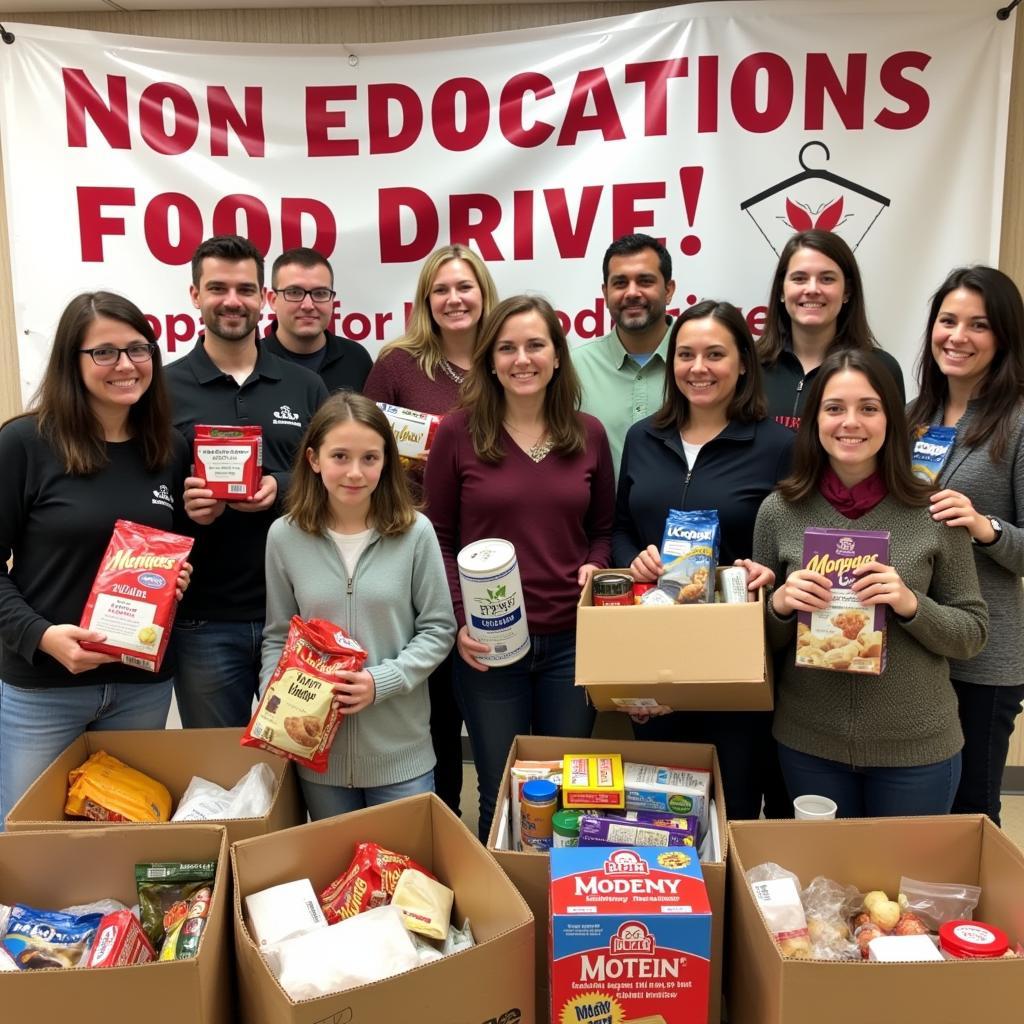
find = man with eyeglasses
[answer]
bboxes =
[165,234,328,729]
[263,247,372,392]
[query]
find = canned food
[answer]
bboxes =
[591,572,634,607]
[719,566,749,604]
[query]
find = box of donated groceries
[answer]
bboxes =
[727,815,1024,1024]
[232,792,535,1024]
[486,736,727,1024]
[551,844,712,1024]
[0,824,229,1024]
[5,728,304,844]
[576,569,772,712]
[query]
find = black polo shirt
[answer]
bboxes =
[262,323,373,394]
[165,338,328,621]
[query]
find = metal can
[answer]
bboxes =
[719,566,749,604]
[591,572,634,607]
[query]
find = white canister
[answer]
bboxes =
[457,538,530,666]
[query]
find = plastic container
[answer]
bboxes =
[552,809,584,847]
[520,779,558,851]
[939,919,1010,959]
[457,539,530,665]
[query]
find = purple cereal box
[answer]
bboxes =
[796,528,889,675]
[607,809,700,841]
[578,815,693,848]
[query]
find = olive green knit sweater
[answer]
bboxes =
[753,492,988,768]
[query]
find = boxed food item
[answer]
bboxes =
[487,736,727,1024]
[797,528,890,675]
[577,815,693,848]
[576,569,771,712]
[79,519,193,673]
[376,403,442,460]
[232,793,534,1024]
[551,845,712,1024]
[192,424,262,500]
[0,825,230,1023]
[624,762,711,836]
[561,753,625,809]
[727,816,1024,1024]
[87,909,156,968]
[5,728,303,845]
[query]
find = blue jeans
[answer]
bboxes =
[454,630,595,842]
[300,770,435,821]
[777,743,962,818]
[0,679,173,830]
[173,619,263,728]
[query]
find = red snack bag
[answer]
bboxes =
[79,520,194,672]
[193,424,263,500]
[87,910,156,968]
[319,842,436,924]
[242,617,367,773]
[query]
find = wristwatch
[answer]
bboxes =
[974,516,1002,546]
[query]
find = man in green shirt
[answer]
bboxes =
[573,234,676,479]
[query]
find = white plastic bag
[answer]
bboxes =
[171,762,276,821]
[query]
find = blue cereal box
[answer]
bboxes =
[550,846,711,1024]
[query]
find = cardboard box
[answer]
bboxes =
[551,845,713,1024]
[5,727,304,843]
[0,824,230,1023]
[486,736,728,1024]
[576,569,773,711]
[727,815,1024,1024]
[232,792,534,1024]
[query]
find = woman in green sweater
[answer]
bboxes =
[753,348,987,817]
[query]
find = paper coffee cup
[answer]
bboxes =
[793,794,838,820]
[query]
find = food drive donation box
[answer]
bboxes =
[550,846,711,1024]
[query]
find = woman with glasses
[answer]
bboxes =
[0,292,191,827]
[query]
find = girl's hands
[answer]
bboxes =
[929,488,997,543]
[851,561,918,619]
[629,544,663,583]
[457,625,492,672]
[772,569,832,616]
[734,558,775,593]
[617,704,673,725]
[331,669,376,714]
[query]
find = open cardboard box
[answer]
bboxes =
[486,735,728,1024]
[232,791,535,1024]
[0,824,230,1023]
[5,727,305,843]
[727,815,1024,1024]
[576,569,773,711]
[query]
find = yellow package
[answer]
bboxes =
[65,750,172,823]
[390,868,454,941]
[561,753,625,809]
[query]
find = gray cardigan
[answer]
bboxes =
[926,400,1024,686]
[754,492,988,769]
[262,512,456,789]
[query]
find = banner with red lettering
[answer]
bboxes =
[0,0,1015,402]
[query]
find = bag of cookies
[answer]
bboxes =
[79,519,194,672]
[242,616,368,773]
[797,528,890,675]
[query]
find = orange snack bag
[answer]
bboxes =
[65,750,172,823]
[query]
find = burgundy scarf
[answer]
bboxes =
[819,466,887,519]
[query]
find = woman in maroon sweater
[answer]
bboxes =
[426,295,615,840]
[364,244,498,817]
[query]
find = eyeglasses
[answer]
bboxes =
[277,286,336,303]
[79,342,157,366]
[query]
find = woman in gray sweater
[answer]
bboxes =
[907,266,1024,825]
[754,348,987,817]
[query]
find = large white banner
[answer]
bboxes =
[0,0,1015,404]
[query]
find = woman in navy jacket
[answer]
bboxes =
[613,300,794,819]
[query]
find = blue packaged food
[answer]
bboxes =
[658,509,720,603]
[911,425,956,484]
[1,904,102,969]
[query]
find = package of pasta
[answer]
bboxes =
[79,519,194,672]
[242,616,368,773]
[319,842,436,924]
[65,750,172,823]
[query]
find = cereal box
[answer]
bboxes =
[797,528,890,675]
[562,754,625,809]
[550,845,712,1024]
[79,520,194,672]
[193,424,263,500]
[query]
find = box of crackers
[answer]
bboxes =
[796,528,889,675]
[193,424,263,500]
[79,520,194,673]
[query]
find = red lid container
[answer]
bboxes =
[938,919,1009,959]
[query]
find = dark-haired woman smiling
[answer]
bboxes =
[0,292,191,827]
[613,300,794,819]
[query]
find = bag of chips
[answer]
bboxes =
[242,617,367,773]
[1,904,102,970]
[65,750,172,823]
[135,861,217,948]
[658,509,720,604]
[319,842,435,924]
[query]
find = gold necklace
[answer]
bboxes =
[438,359,466,385]
[504,421,553,462]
